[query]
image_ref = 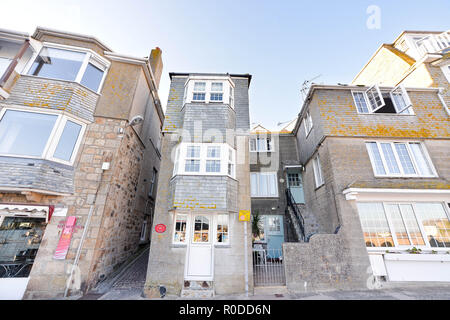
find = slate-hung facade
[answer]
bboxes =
[144,73,252,297]
[0,27,164,299]
[291,53,449,288]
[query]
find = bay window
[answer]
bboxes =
[173,143,235,178]
[357,202,450,249]
[352,84,413,115]
[26,45,109,93]
[366,141,436,177]
[250,172,278,197]
[0,108,85,165]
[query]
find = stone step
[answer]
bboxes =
[254,286,288,295]
[180,289,215,298]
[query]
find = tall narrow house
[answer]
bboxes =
[144,72,252,297]
[0,27,163,299]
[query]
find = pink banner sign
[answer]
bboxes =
[53,216,77,260]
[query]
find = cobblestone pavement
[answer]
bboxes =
[98,248,149,300]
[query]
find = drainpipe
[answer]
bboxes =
[244,221,248,297]
[0,39,30,87]
[64,205,94,298]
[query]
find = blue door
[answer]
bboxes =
[265,215,284,259]
[287,169,304,204]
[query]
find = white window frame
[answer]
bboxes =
[441,63,450,83]
[249,136,274,152]
[192,81,206,102]
[312,154,324,188]
[23,42,110,94]
[173,143,236,178]
[250,172,279,198]
[302,111,313,137]
[214,213,230,246]
[210,82,224,102]
[0,107,86,165]
[183,77,235,108]
[352,85,414,115]
[365,141,437,178]
[172,213,189,245]
[358,201,450,251]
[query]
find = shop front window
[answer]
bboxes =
[0,217,46,278]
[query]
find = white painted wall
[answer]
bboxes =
[384,254,450,282]
[0,277,29,300]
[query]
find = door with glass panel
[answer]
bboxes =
[265,215,284,259]
[185,215,214,281]
[286,168,304,204]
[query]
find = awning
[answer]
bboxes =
[0,204,50,221]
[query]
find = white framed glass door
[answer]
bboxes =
[185,215,214,281]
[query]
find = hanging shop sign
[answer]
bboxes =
[155,224,166,233]
[239,210,251,222]
[53,216,77,260]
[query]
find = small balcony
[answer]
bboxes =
[3,75,99,122]
[415,31,450,56]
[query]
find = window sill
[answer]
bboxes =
[373,175,438,179]
[171,243,187,248]
[314,183,324,191]
[357,112,416,116]
[215,244,231,248]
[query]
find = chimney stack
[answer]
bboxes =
[149,47,163,89]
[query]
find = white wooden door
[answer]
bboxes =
[185,215,214,281]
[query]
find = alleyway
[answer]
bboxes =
[96,247,149,300]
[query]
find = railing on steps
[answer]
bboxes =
[285,188,305,242]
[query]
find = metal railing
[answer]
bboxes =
[252,248,285,286]
[415,31,450,56]
[285,188,305,242]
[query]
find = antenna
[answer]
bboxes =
[300,74,322,102]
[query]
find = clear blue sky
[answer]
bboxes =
[2,0,450,129]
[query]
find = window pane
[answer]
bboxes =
[210,93,223,101]
[249,139,256,151]
[193,216,209,243]
[409,143,433,176]
[207,146,220,158]
[0,217,46,278]
[394,143,416,174]
[217,214,229,243]
[185,160,200,172]
[211,82,223,92]
[194,82,206,91]
[0,57,11,78]
[357,203,394,247]
[0,110,57,157]
[380,143,400,174]
[206,160,220,172]
[415,203,450,248]
[250,173,258,196]
[174,215,187,243]
[353,92,369,113]
[28,47,85,81]
[399,204,425,246]
[257,138,267,151]
[80,63,104,92]
[186,146,200,158]
[193,93,205,101]
[53,120,82,161]
[366,142,386,175]
[385,204,411,246]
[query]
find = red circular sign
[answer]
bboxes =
[155,224,166,233]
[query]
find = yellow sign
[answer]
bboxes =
[239,210,251,222]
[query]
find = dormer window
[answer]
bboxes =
[183,77,235,107]
[26,45,109,93]
[352,84,413,115]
